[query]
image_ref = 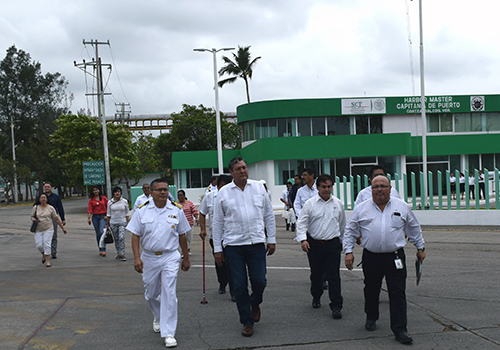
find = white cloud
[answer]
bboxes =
[0,0,498,116]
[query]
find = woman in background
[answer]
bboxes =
[87,186,108,256]
[106,187,130,261]
[31,193,67,267]
[177,190,198,255]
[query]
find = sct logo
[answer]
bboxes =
[351,102,363,108]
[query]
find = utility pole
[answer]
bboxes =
[10,115,18,203]
[74,39,112,199]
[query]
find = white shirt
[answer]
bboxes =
[280,188,289,209]
[450,176,457,184]
[294,183,317,217]
[134,193,151,211]
[295,194,346,243]
[459,176,465,184]
[479,174,485,183]
[205,184,218,196]
[107,198,130,225]
[212,179,276,253]
[126,200,191,253]
[355,186,401,207]
[344,197,425,254]
[469,176,475,186]
[198,190,217,239]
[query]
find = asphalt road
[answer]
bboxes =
[1,198,499,350]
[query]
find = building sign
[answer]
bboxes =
[341,98,386,115]
[83,161,105,185]
[388,95,486,114]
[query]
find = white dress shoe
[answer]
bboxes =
[153,317,160,333]
[165,336,177,347]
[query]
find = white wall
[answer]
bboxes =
[383,114,422,136]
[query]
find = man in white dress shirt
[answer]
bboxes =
[294,167,317,218]
[127,179,191,348]
[354,165,400,207]
[295,174,346,319]
[133,183,151,211]
[344,175,426,345]
[212,156,276,337]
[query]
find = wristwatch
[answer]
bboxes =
[417,247,425,252]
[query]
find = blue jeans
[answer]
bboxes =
[91,214,107,252]
[224,243,267,326]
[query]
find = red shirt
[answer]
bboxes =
[181,200,198,227]
[88,196,109,215]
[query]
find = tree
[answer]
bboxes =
[49,114,143,200]
[0,45,71,200]
[156,104,241,178]
[218,46,261,103]
[134,132,161,173]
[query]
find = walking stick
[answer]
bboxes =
[201,238,208,304]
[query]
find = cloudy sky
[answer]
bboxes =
[1,0,497,117]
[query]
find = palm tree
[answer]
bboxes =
[218,46,261,103]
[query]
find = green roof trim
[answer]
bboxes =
[237,94,500,123]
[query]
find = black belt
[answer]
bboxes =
[307,234,339,243]
[364,247,404,255]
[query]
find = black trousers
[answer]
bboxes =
[479,183,485,199]
[306,236,343,309]
[209,239,234,295]
[362,248,407,335]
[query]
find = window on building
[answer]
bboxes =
[311,117,326,136]
[485,112,500,131]
[277,118,287,137]
[355,116,369,134]
[455,113,482,132]
[370,115,382,134]
[327,116,350,135]
[481,154,495,171]
[297,118,311,137]
[268,118,277,138]
[287,118,297,137]
[428,115,439,132]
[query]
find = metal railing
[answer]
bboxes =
[334,168,500,210]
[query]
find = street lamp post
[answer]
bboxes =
[193,47,234,175]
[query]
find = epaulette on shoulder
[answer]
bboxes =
[171,200,182,209]
[138,200,149,209]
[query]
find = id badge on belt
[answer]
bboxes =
[394,251,403,269]
[395,258,404,269]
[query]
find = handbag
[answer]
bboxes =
[104,227,114,244]
[30,206,39,233]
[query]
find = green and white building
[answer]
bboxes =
[172,94,500,214]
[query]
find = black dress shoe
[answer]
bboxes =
[322,281,328,290]
[312,299,321,308]
[395,332,413,344]
[332,308,342,319]
[231,295,236,302]
[218,286,226,294]
[365,319,377,331]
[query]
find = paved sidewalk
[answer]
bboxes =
[1,198,500,349]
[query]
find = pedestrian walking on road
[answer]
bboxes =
[128,179,191,348]
[344,175,426,345]
[106,187,130,261]
[31,193,67,267]
[87,186,108,256]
